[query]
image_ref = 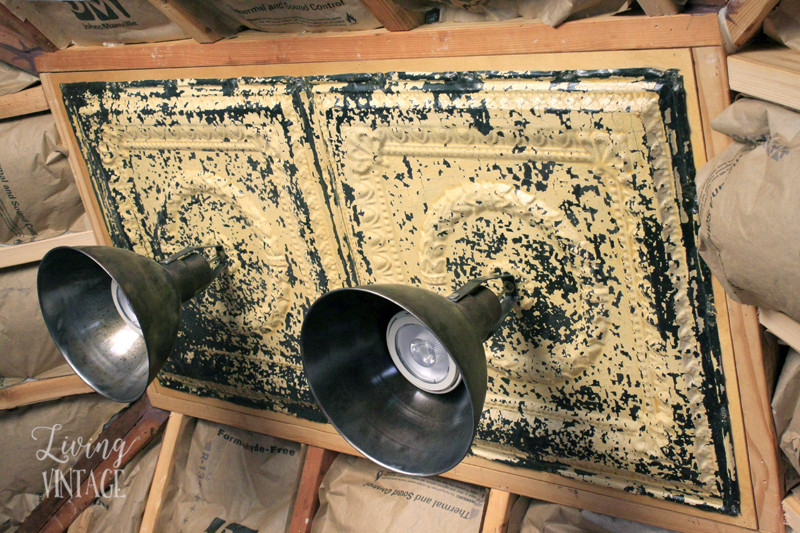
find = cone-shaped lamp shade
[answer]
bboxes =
[37,246,218,403]
[301,283,502,476]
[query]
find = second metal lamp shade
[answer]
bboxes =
[301,282,506,476]
[37,246,221,403]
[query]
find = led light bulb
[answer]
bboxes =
[386,311,461,393]
[111,280,143,335]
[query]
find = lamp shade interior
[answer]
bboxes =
[301,288,479,476]
[38,248,150,403]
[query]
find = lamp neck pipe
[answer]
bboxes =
[453,286,503,343]
[164,252,218,303]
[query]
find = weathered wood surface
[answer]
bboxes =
[34,15,722,73]
[0,375,93,410]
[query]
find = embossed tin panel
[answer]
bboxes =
[60,69,736,513]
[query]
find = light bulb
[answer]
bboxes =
[386,311,461,393]
[409,338,436,367]
[111,280,143,335]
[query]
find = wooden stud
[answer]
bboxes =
[726,297,785,533]
[637,0,680,16]
[40,74,113,247]
[357,0,425,31]
[139,413,193,533]
[480,489,518,533]
[0,375,93,410]
[784,494,800,532]
[692,45,784,533]
[145,0,224,43]
[287,446,339,533]
[692,46,733,160]
[36,406,169,533]
[0,85,49,120]
[719,0,780,52]
[34,15,722,73]
[0,231,96,269]
[0,4,56,73]
[146,381,759,533]
[728,45,800,112]
[16,396,160,533]
[760,308,800,354]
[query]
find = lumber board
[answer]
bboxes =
[145,0,224,43]
[0,85,48,120]
[719,0,780,52]
[16,396,157,533]
[36,406,169,533]
[287,446,339,533]
[139,413,193,533]
[40,74,113,247]
[783,494,800,533]
[0,375,93,410]
[691,49,781,533]
[481,489,518,533]
[357,0,425,31]
[726,297,785,533]
[760,308,800,354]
[637,0,680,16]
[0,3,56,73]
[147,382,758,533]
[0,231,96,269]
[728,46,800,112]
[34,15,722,73]
[692,46,733,158]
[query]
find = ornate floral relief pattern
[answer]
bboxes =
[310,72,734,511]
[62,78,342,421]
[60,70,736,513]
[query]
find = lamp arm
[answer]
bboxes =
[447,272,518,338]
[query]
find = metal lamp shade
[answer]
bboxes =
[37,246,214,403]
[300,284,501,476]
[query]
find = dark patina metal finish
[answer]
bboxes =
[37,246,220,402]
[300,282,503,476]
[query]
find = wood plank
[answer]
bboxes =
[719,0,780,52]
[637,0,680,16]
[16,396,155,533]
[690,50,777,532]
[760,308,800,354]
[0,85,48,120]
[139,413,193,533]
[36,406,170,533]
[0,3,56,73]
[783,493,800,533]
[0,231,96,269]
[40,74,113,246]
[728,46,800,112]
[357,0,425,31]
[0,375,93,410]
[144,0,224,43]
[147,381,758,532]
[692,46,732,159]
[726,296,785,533]
[691,44,765,533]
[480,489,518,533]
[287,446,339,533]
[34,15,722,73]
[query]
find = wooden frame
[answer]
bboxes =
[0,231,96,269]
[728,45,800,113]
[36,18,784,533]
[140,412,531,533]
[0,375,93,410]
